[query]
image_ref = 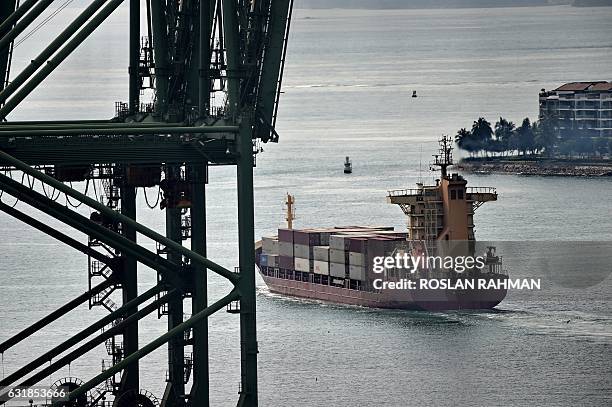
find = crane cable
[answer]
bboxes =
[42,177,61,201]
[65,180,89,208]
[0,170,20,208]
[92,176,100,203]
[13,0,76,49]
[143,186,161,209]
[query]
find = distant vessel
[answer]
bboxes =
[412,90,418,98]
[256,137,508,310]
[343,156,352,174]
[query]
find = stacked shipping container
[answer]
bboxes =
[260,236,279,267]
[259,226,408,287]
[278,228,294,269]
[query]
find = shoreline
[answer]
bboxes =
[458,158,612,177]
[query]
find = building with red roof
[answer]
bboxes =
[539,81,612,138]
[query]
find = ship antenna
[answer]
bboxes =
[285,193,295,229]
[430,135,453,179]
[418,143,423,184]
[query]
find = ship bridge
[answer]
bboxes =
[387,186,497,213]
[387,136,498,242]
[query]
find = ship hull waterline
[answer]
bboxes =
[257,265,507,311]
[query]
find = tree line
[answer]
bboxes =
[455,116,612,159]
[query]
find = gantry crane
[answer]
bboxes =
[0,0,294,406]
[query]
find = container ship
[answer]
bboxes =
[256,137,508,310]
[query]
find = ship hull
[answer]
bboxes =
[259,267,507,311]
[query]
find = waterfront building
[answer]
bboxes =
[539,81,612,138]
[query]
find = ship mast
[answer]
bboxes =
[431,135,454,179]
[285,193,295,229]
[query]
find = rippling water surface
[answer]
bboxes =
[1,5,611,406]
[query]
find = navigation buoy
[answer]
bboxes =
[344,156,352,174]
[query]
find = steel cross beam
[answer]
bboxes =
[0,0,110,106]
[0,124,239,136]
[0,122,189,130]
[0,199,114,265]
[0,150,238,284]
[0,0,127,119]
[54,288,241,407]
[11,290,178,395]
[0,135,235,166]
[0,0,17,94]
[0,172,189,291]
[0,285,163,389]
[0,278,114,354]
[0,0,35,35]
[0,0,55,52]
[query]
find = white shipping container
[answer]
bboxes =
[349,265,366,281]
[349,252,365,266]
[313,260,329,275]
[329,262,347,278]
[313,246,329,262]
[329,248,346,264]
[294,257,311,273]
[262,237,279,254]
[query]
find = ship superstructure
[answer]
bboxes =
[256,137,507,310]
[387,136,498,242]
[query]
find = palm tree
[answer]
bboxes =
[512,118,535,156]
[455,128,477,157]
[494,117,515,156]
[471,117,493,156]
[536,112,559,157]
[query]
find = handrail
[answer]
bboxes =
[388,188,422,197]
[390,187,496,197]
[466,187,497,194]
[388,186,438,197]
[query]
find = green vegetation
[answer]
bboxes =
[455,115,611,159]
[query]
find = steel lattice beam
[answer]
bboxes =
[0,0,295,405]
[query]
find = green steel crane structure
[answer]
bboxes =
[0,0,293,406]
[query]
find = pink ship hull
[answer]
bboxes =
[259,269,506,311]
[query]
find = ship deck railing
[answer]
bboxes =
[388,188,421,197]
[466,187,497,195]
[388,187,438,197]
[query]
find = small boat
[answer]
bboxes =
[344,156,352,174]
[412,90,418,98]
